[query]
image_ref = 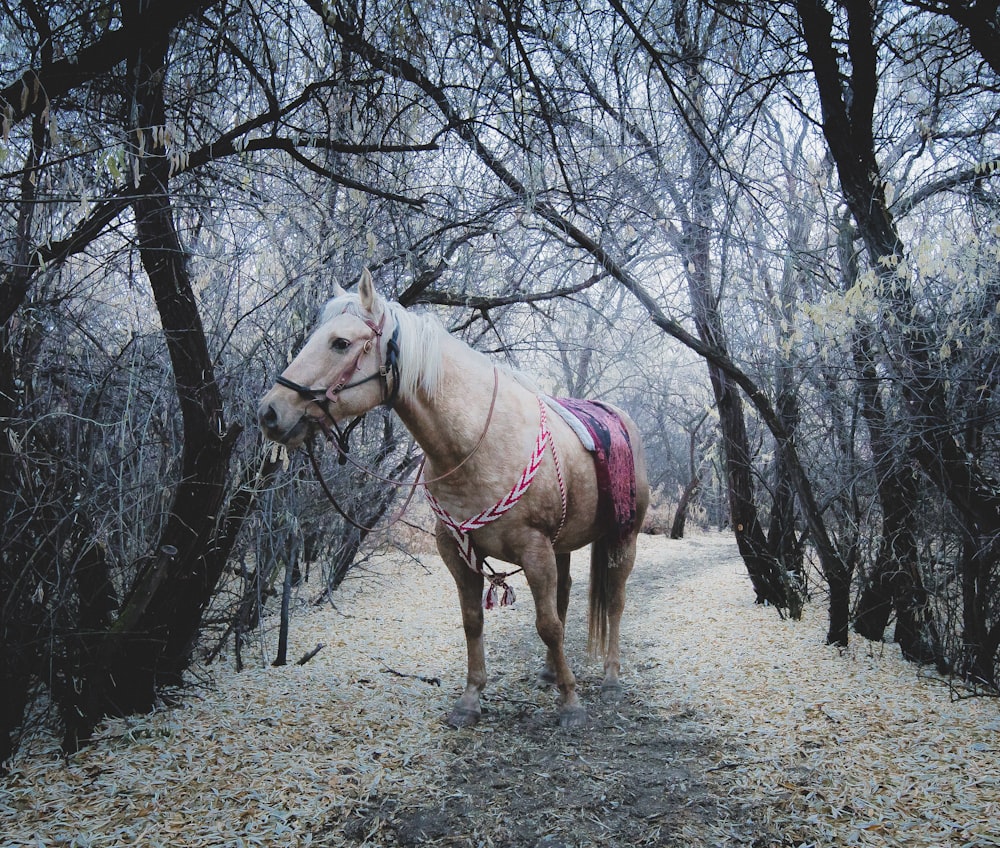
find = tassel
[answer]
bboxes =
[501,584,516,607]
[484,584,498,610]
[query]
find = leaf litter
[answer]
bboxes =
[1,532,997,846]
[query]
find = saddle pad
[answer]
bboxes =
[544,396,638,544]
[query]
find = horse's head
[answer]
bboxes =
[258,269,398,447]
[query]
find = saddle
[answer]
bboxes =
[544,397,638,544]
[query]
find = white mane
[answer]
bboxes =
[387,300,444,402]
[318,293,444,403]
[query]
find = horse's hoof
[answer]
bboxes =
[558,706,588,729]
[447,707,481,728]
[600,682,624,703]
[537,667,557,686]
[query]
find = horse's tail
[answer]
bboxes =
[587,534,628,657]
[584,404,648,657]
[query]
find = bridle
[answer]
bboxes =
[271,306,410,534]
[274,309,401,461]
[275,309,401,408]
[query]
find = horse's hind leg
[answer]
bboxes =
[436,527,486,728]
[599,535,637,702]
[539,552,571,686]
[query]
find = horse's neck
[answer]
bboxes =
[394,334,517,475]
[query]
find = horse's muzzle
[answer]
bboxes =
[258,399,311,446]
[258,401,279,432]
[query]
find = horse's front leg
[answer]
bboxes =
[523,537,587,729]
[435,526,487,728]
[539,552,571,686]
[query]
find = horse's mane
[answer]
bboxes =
[389,302,542,401]
[388,300,444,402]
[319,288,540,403]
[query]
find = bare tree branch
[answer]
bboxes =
[0,0,220,129]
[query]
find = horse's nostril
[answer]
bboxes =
[259,403,278,429]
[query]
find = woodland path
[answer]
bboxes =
[2,533,997,847]
[320,535,740,848]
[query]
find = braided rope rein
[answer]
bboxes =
[425,397,567,608]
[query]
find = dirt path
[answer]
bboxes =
[307,534,761,847]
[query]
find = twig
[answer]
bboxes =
[377,661,441,686]
[296,643,325,665]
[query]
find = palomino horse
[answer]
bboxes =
[258,271,649,728]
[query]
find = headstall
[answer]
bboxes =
[275,309,401,462]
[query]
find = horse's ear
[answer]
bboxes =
[332,281,348,298]
[358,268,382,317]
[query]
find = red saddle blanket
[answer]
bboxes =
[551,397,638,544]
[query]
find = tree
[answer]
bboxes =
[795,0,1000,681]
[6,0,1000,762]
[0,0,443,757]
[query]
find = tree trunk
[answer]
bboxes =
[680,94,799,614]
[670,473,700,540]
[671,417,706,540]
[850,396,940,665]
[0,65,50,765]
[0,553,36,765]
[834,209,942,664]
[767,382,803,579]
[63,20,240,741]
[112,34,231,693]
[684,182,798,613]
[713,367,796,612]
[961,533,999,687]
[273,549,299,667]
[57,541,119,752]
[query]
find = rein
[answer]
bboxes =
[298,369,500,537]
[305,438,423,534]
[327,368,500,487]
[298,366,500,489]
[299,368,501,539]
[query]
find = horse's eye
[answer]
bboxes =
[331,337,351,352]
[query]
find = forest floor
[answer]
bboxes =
[2,531,999,847]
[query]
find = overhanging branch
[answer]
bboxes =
[1,0,219,129]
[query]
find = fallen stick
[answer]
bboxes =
[296,643,325,665]
[378,662,441,687]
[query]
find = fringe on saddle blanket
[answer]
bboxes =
[542,396,638,545]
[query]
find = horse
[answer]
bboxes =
[257,270,649,728]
